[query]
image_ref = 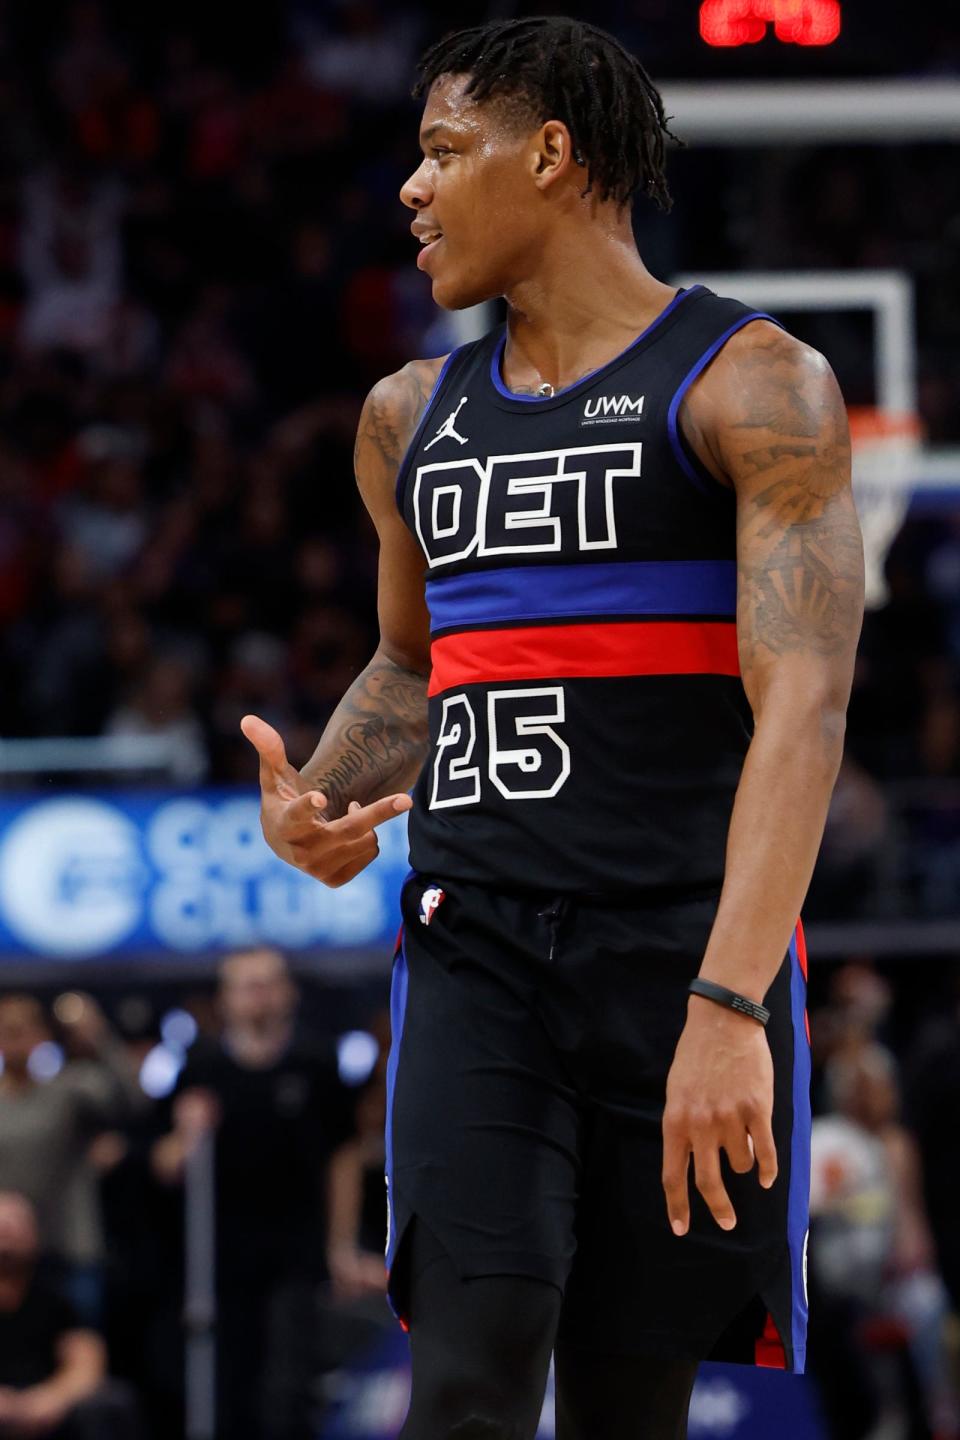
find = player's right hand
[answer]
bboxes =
[241,714,412,888]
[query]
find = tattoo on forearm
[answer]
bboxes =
[728,330,864,663]
[301,655,429,817]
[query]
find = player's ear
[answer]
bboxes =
[532,120,577,193]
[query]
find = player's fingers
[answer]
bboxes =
[723,1125,755,1175]
[278,790,331,835]
[299,834,379,886]
[240,714,289,775]
[290,826,374,866]
[323,845,380,889]
[692,1145,737,1231]
[661,1127,692,1237]
[330,793,412,836]
[749,1113,779,1190]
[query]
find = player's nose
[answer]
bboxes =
[400,161,433,211]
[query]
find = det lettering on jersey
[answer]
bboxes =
[413,443,642,568]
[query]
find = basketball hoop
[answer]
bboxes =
[848,407,922,609]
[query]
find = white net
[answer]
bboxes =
[848,408,922,609]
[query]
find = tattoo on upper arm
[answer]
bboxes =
[728,330,864,665]
[353,360,441,490]
[303,654,429,817]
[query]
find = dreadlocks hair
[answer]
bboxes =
[412,16,680,211]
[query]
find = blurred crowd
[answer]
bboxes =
[807,960,960,1440]
[0,953,394,1440]
[0,0,954,847]
[5,953,960,1439]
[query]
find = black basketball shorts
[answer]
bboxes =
[384,872,810,1373]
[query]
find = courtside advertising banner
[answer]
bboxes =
[320,1333,827,1440]
[0,790,410,962]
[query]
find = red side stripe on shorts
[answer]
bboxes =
[796,918,811,1046]
[428,620,740,696]
[755,1311,788,1369]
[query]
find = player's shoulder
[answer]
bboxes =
[710,316,836,392]
[363,355,450,448]
[355,355,450,500]
[680,311,846,487]
[686,313,841,437]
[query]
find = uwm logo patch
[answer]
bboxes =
[412,442,642,568]
[582,393,645,425]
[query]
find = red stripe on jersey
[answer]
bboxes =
[428,620,740,696]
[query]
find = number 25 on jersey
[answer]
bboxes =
[430,686,571,809]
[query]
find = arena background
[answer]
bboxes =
[0,3,958,1438]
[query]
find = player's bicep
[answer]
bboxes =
[375,510,432,673]
[714,329,864,709]
[354,361,445,675]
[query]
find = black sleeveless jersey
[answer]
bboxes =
[395,285,776,896]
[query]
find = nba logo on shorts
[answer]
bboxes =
[419,886,446,925]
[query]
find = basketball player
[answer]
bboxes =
[242,18,864,1439]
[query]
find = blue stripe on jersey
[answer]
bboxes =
[425,559,737,634]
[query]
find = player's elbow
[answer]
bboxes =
[755,669,849,782]
[816,702,848,778]
[791,689,848,785]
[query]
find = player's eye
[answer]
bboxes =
[432,147,454,158]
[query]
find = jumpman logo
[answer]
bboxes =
[424,396,469,451]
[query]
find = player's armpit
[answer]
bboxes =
[709,323,864,705]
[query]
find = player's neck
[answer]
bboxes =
[501,227,676,394]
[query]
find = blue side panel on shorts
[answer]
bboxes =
[384,938,409,1288]
[787,930,811,1373]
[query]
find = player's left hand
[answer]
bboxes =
[661,995,778,1236]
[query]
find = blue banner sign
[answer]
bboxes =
[0,790,411,961]
[321,1332,827,1439]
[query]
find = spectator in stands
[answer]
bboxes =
[315,1015,393,1387]
[17,163,123,358]
[0,1189,137,1439]
[152,948,353,1440]
[908,983,960,1315]
[104,653,208,783]
[810,1042,957,1440]
[326,1016,389,1305]
[0,994,144,1327]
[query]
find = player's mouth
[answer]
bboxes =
[414,227,444,271]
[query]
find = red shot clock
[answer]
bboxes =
[700,0,842,48]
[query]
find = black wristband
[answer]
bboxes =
[688,977,770,1027]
